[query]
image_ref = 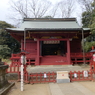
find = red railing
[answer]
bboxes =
[7,68,94,83]
[6,65,27,74]
[11,53,36,66]
[17,71,93,83]
[71,52,93,64]
[18,71,29,83]
[71,52,93,57]
[10,58,21,66]
[10,52,93,66]
[6,65,21,73]
[6,60,95,83]
[29,72,56,84]
[69,71,93,82]
[17,72,56,84]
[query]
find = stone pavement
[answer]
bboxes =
[7,81,95,95]
[27,65,89,73]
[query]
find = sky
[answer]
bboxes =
[0,0,9,21]
[0,0,81,25]
[0,0,62,23]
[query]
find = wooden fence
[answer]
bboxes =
[6,64,94,83]
[17,72,56,84]
[69,71,93,82]
[18,71,29,83]
[6,65,27,74]
[29,72,56,84]
[6,65,21,73]
[71,53,92,64]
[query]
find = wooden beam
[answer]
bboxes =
[39,38,68,41]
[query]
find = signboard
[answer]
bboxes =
[44,40,60,44]
[57,71,69,79]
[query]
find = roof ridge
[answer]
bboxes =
[24,18,76,21]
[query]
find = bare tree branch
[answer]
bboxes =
[49,4,59,18]
[77,0,93,12]
[8,0,52,26]
[8,0,80,26]
[9,0,28,18]
[29,0,51,18]
[57,0,76,18]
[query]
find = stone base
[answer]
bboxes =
[56,79,70,83]
[0,82,15,95]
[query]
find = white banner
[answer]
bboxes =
[83,71,88,77]
[74,73,77,78]
[21,55,26,64]
[44,73,47,78]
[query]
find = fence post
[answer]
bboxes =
[90,71,93,81]
[24,71,29,83]
[48,72,50,82]
[17,72,21,82]
[40,72,42,83]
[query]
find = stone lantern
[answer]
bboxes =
[0,59,9,89]
[0,59,14,94]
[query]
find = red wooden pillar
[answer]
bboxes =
[36,39,40,65]
[67,39,71,64]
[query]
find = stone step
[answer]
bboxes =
[27,65,86,73]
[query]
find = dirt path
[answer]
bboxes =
[7,82,51,95]
[7,81,95,95]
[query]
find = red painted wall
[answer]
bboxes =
[22,39,37,57]
[21,39,81,55]
[70,39,81,53]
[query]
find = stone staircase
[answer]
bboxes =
[27,65,90,73]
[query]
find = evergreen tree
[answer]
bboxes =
[82,0,95,52]
[0,21,20,59]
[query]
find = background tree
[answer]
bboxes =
[78,0,93,12]
[29,0,51,18]
[57,0,75,18]
[8,0,79,26]
[0,21,20,59]
[81,0,95,52]
[8,0,52,26]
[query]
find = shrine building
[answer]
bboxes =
[6,18,92,66]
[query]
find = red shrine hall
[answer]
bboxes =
[6,18,92,66]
